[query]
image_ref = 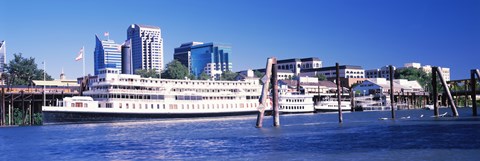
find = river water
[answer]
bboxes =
[1,108,480,161]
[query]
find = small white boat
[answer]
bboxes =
[315,98,351,112]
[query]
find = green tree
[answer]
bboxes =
[254,70,264,78]
[221,70,238,81]
[316,74,327,81]
[6,53,53,85]
[188,74,196,80]
[199,72,210,80]
[135,69,160,78]
[162,60,189,79]
[394,67,432,91]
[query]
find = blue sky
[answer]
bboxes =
[1,0,479,80]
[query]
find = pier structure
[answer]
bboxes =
[445,69,480,116]
[0,86,78,126]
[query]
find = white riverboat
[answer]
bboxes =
[42,69,269,123]
[314,95,351,112]
[277,86,315,114]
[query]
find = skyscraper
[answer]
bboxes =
[174,42,204,73]
[127,24,163,73]
[189,42,232,79]
[94,35,122,75]
[0,40,6,73]
[121,39,132,74]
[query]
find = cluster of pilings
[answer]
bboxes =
[256,60,480,127]
[256,58,279,128]
[0,86,78,126]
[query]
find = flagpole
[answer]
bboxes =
[83,46,85,76]
[43,60,46,106]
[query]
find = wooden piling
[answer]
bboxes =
[336,63,343,123]
[464,80,468,107]
[272,59,280,127]
[435,67,458,116]
[389,65,395,119]
[10,93,13,125]
[1,86,4,126]
[22,91,27,125]
[30,99,33,125]
[432,67,439,116]
[472,70,477,116]
[350,88,355,112]
[256,58,274,128]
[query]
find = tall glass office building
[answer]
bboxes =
[190,43,232,79]
[0,40,5,73]
[127,24,163,73]
[174,42,204,73]
[94,35,122,75]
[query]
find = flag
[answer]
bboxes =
[75,47,84,61]
[104,32,109,37]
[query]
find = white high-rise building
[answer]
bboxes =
[0,40,6,73]
[127,24,163,73]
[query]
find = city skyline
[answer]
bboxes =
[0,0,479,80]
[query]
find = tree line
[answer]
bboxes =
[136,60,239,81]
[1,53,54,86]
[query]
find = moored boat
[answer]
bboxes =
[42,69,270,123]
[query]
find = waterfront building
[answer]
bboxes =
[365,66,397,80]
[174,42,204,73]
[353,78,424,107]
[249,57,322,80]
[276,57,322,76]
[300,65,365,88]
[127,24,163,73]
[279,77,338,95]
[187,42,232,79]
[300,65,365,79]
[94,35,122,75]
[0,40,6,73]
[121,39,133,74]
[242,69,294,80]
[353,78,424,96]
